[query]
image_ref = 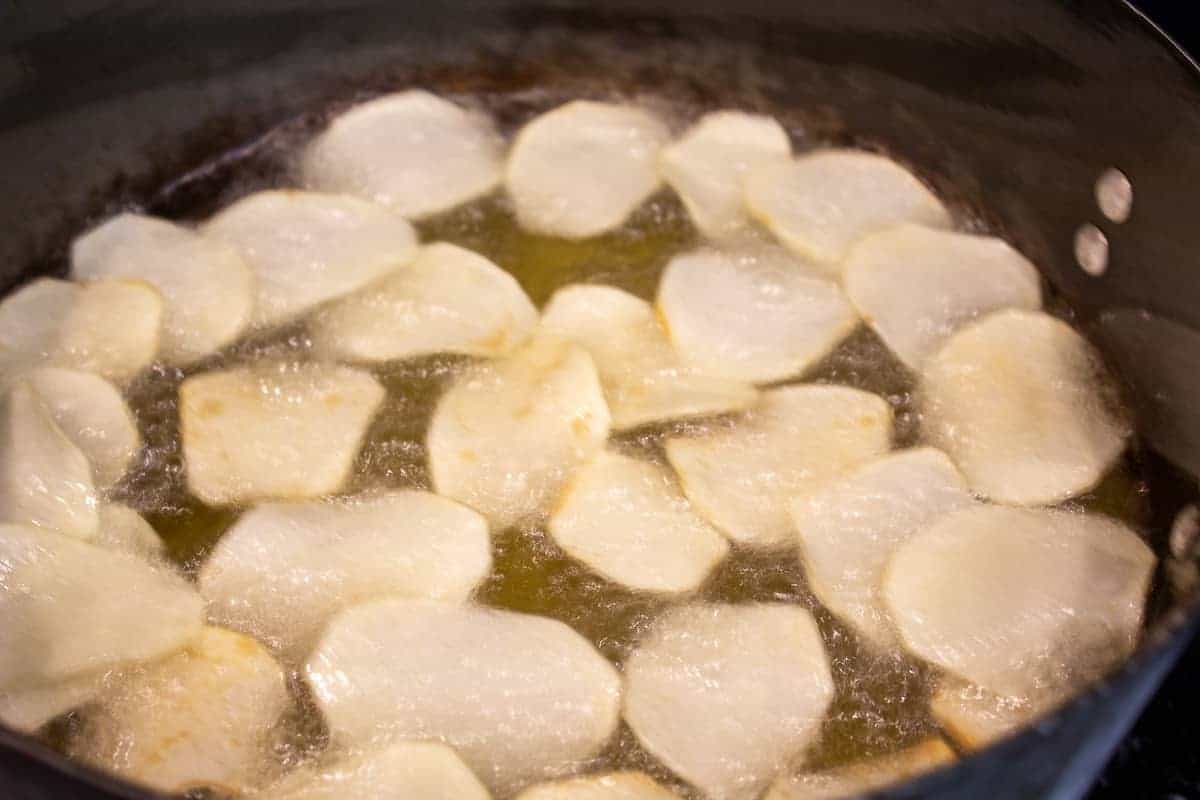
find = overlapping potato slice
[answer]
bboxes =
[843,224,1042,368]
[506,101,671,238]
[306,600,622,793]
[659,111,791,238]
[657,247,857,383]
[791,448,972,649]
[540,285,756,430]
[180,361,385,506]
[203,191,418,328]
[262,741,492,800]
[93,503,166,563]
[882,505,1155,698]
[930,679,1048,752]
[763,738,955,800]
[200,490,492,657]
[745,150,951,268]
[0,670,111,734]
[428,335,610,527]
[665,385,892,547]
[71,213,255,364]
[517,771,682,800]
[919,309,1130,505]
[311,242,537,362]
[71,626,290,796]
[302,90,504,219]
[0,382,98,538]
[0,278,76,367]
[623,603,834,800]
[548,450,728,594]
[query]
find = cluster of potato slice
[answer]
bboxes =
[0,87,1159,800]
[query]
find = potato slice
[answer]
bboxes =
[657,247,858,383]
[919,309,1130,505]
[745,150,950,268]
[54,278,162,383]
[180,362,385,506]
[930,678,1047,751]
[72,626,290,796]
[763,738,955,800]
[94,503,166,563]
[0,670,110,734]
[428,336,610,527]
[204,191,418,328]
[541,285,757,430]
[0,524,202,689]
[882,505,1155,698]
[200,490,491,658]
[302,90,504,219]
[549,450,729,594]
[0,278,76,363]
[665,385,892,547]
[25,367,139,490]
[311,242,537,362]
[659,111,791,238]
[791,448,972,649]
[306,599,622,793]
[517,771,682,800]
[262,740,492,800]
[623,603,834,800]
[0,382,98,538]
[843,224,1042,368]
[506,101,671,238]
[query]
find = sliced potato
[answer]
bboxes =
[882,505,1155,698]
[0,669,110,734]
[517,771,682,800]
[204,190,418,328]
[763,738,955,800]
[506,101,671,238]
[180,362,385,506]
[71,626,290,796]
[94,503,166,563]
[657,247,858,383]
[919,309,1130,505]
[262,740,493,800]
[54,278,163,383]
[843,224,1042,368]
[428,335,610,527]
[791,448,972,649]
[306,599,622,793]
[623,603,834,800]
[0,382,98,539]
[302,89,504,219]
[0,524,202,689]
[930,679,1046,751]
[311,242,537,362]
[665,385,892,547]
[549,450,729,594]
[541,285,757,429]
[25,367,139,490]
[745,150,951,267]
[200,490,492,658]
[659,111,791,238]
[0,278,75,361]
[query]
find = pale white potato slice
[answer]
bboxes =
[306,599,622,793]
[623,603,834,800]
[261,740,492,800]
[0,382,98,539]
[540,285,757,429]
[843,224,1042,368]
[930,679,1049,751]
[745,150,951,268]
[0,524,203,689]
[517,771,682,800]
[665,385,892,547]
[919,309,1130,505]
[25,367,139,490]
[882,505,1155,698]
[428,335,610,527]
[54,278,162,383]
[548,450,728,594]
[71,626,290,796]
[180,362,385,506]
[657,247,858,383]
[763,738,955,800]
[0,278,75,361]
[791,447,973,649]
[204,191,418,328]
[71,213,255,364]
[659,111,791,238]
[311,242,537,362]
[506,101,671,238]
[302,89,504,219]
[199,490,492,658]
[0,669,110,734]
[94,503,166,563]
